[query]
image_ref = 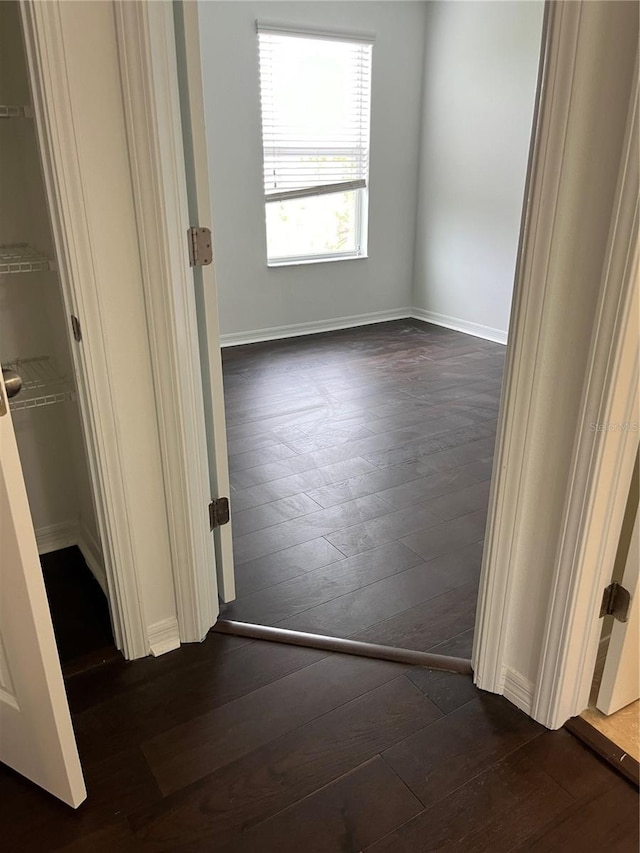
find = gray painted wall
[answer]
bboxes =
[199,1,427,339]
[199,1,543,342]
[413,1,544,341]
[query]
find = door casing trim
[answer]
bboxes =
[473,0,639,728]
[114,0,219,643]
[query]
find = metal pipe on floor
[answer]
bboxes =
[213,619,473,675]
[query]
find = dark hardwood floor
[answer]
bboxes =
[40,546,117,673]
[0,630,636,851]
[4,322,635,851]
[221,320,502,650]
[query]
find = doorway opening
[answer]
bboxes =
[0,1,116,674]
[195,1,544,657]
[219,320,500,661]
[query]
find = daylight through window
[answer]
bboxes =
[257,24,373,264]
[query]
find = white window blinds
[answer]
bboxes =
[257,24,373,203]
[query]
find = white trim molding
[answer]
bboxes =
[36,522,78,556]
[20,1,194,660]
[148,617,181,658]
[532,68,638,729]
[174,1,238,605]
[502,668,535,716]
[20,1,149,659]
[219,308,509,350]
[473,0,560,709]
[115,1,219,643]
[220,309,412,348]
[411,309,508,346]
[473,0,639,729]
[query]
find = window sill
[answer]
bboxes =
[267,253,368,269]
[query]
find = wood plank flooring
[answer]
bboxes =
[0,630,636,851]
[4,322,635,850]
[40,546,117,673]
[221,320,502,649]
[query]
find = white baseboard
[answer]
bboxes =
[36,521,78,555]
[220,308,412,347]
[502,666,535,715]
[220,307,508,348]
[77,527,108,597]
[411,308,508,345]
[148,616,181,657]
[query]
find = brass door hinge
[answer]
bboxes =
[209,497,230,530]
[600,582,631,622]
[188,227,213,267]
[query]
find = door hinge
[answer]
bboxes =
[71,315,82,342]
[188,227,213,267]
[209,497,230,530]
[600,582,631,622]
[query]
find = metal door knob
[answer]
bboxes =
[2,368,22,399]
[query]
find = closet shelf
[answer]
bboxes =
[0,243,55,275]
[0,105,32,119]
[4,355,74,411]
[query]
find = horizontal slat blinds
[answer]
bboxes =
[257,27,373,203]
[256,20,376,44]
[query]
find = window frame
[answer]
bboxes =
[266,187,368,267]
[256,22,373,267]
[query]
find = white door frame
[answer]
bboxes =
[81,0,637,728]
[114,0,220,642]
[21,1,148,659]
[172,0,237,604]
[473,0,639,728]
[21,0,637,731]
[20,1,191,660]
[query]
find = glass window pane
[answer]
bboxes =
[266,190,359,261]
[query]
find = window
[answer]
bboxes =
[257,23,373,265]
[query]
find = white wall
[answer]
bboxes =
[413,1,544,343]
[199,1,427,341]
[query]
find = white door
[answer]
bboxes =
[597,502,640,715]
[173,1,236,602]
[0,368,86,807]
